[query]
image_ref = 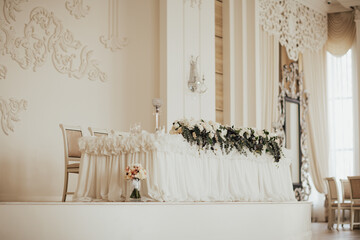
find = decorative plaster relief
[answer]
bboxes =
[0,65,7,79]
[184,0,202,8]
[274,63,310,201]
[259,0,327,61]
[0,7,107,82]
[0,97,27,135]
[65,0,90,19]
[100,0,127,51]
[355,7,360,22]
[3,0,28,23]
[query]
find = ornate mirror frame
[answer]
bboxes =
[274,62,311,201]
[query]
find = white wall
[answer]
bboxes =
[0,0,159,201]
[222,0,258,128]
[160,0,216,130]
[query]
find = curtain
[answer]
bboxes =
[259,28,279,130]
[327,50,354,179]
[303,48,329,222]
[303,48,329,194]
[355,10,360,175]
[327,12,355,57]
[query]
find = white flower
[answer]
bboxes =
[197,124,204,132]
[256,130,264,137]
[269,132,277,138]
[204,122,212,132]
[220,129,227,139]
[209,132,214,138]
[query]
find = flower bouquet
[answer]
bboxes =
[125,164,147,200]
[170,118,282,162]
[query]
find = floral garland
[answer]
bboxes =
[170,119,283,162]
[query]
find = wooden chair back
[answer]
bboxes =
[325,177,340,203]
[59,124,83,163]
[340,179,351,202]
[348,176,360,201]
[88,127,109,137]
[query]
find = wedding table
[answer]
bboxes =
[73,131,296,202]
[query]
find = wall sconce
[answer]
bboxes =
[188,56,207,94]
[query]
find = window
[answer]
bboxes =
[327,49,354,179]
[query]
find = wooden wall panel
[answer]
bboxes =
[215,1,223,38]
[215,37,223,74]
[216,73,223,110]
[215,0,223,124]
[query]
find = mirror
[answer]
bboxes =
[284,97,301,188]
[273,62,310,201]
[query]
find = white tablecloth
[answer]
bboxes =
[73,131,296,202]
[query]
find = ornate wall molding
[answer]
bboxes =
[0,7,107,82]
[100,0,127,52]
[3,0,28,23]
[65,0,90,19]
[0,97,27,135]
[259,0,327,61]
[355,7,360,22]
[0,65,7,79]
[273,62,310,201]
[184,0,202,9]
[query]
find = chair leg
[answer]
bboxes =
[351,209,354,231]
[342,209,345,227]
[337,209,340,230]
[62,171,69,202]
[328,209,333,230]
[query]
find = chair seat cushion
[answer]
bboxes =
[68,163,80,168]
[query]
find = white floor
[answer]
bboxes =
[0,202,311,240]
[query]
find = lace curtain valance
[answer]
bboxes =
[259,0,328,61]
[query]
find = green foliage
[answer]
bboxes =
[172,120,283,163]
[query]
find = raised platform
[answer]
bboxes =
[0,201,312,240]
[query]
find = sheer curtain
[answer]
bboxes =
[303,48,329,222]
[259,28,279,130]
[327,50,354,179]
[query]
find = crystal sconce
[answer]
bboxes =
[187,56,207,94]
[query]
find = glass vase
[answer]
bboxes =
[130,179,141,201]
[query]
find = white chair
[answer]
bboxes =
[59,124,83,202]
[88,127,109,137]
[340,179,351,226]
[347,176,360,230]
[324,177,351,230]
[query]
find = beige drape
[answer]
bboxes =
[355,10,360,176]
[303,48,329,194]
[259,28,279,130]
[327,12,355,57]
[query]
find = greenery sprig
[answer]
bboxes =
[170,119,283,162]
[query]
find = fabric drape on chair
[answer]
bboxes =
[259,28,279,130]
[327,12,355,57]
[303,48,329,221]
